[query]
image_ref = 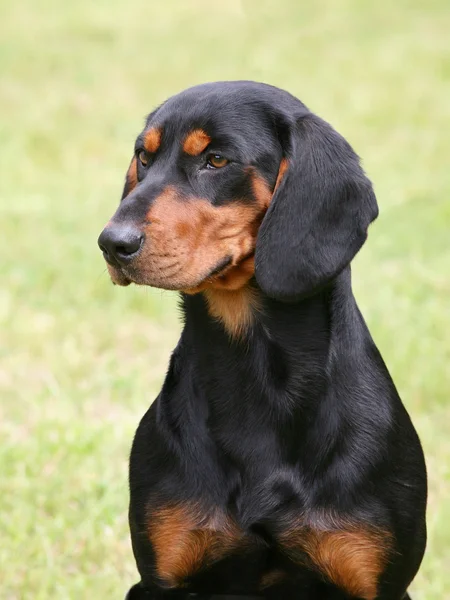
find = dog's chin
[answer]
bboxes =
[107,265,132,286]
[107,266,198,291]
[107,258,236,292]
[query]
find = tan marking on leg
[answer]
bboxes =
[280,525,391,600]
[144,127,162,153]
[148,504,246,587]
[183,129,211,156]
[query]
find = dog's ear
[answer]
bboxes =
[255,113,378,301]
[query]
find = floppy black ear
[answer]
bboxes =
[255,113,378,301]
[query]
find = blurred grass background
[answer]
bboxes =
[1,0,449,597]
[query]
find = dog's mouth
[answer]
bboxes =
[204,256,234,279]
[107,253,252,292]
[102,186,265,292]
[107,264,132,286]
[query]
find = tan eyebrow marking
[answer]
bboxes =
[183,129,211,156]
[144,127,162,153]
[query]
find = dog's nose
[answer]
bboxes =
[98,224,144,266]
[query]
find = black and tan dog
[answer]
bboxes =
[98,82,427,600]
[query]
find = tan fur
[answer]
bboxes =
[280,524,391,600]
[204,284,261,339]
[147,500,390,595]
[111,167,277,338]
[148,504,246,587]
[106,263,131,286]
[126,157,138,196]
[144,127,162,153]
[274,157,289,193]
[111,172,275,337]
[250,169,273,207]
[129,187,266,293]
[183,129,211,155]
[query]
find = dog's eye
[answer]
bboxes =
[137,150,149,167]
[206,154,228,169]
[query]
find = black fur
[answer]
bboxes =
[98,82,427,600]
[255,113,378,301]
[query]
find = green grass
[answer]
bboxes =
[1,0,449,597]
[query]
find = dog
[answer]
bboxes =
[98,81,427,600]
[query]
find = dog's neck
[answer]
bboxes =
[181,268,362,404]
[186,267,357,334]
[175,268,378,474]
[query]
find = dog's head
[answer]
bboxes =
[98,81,378,301]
